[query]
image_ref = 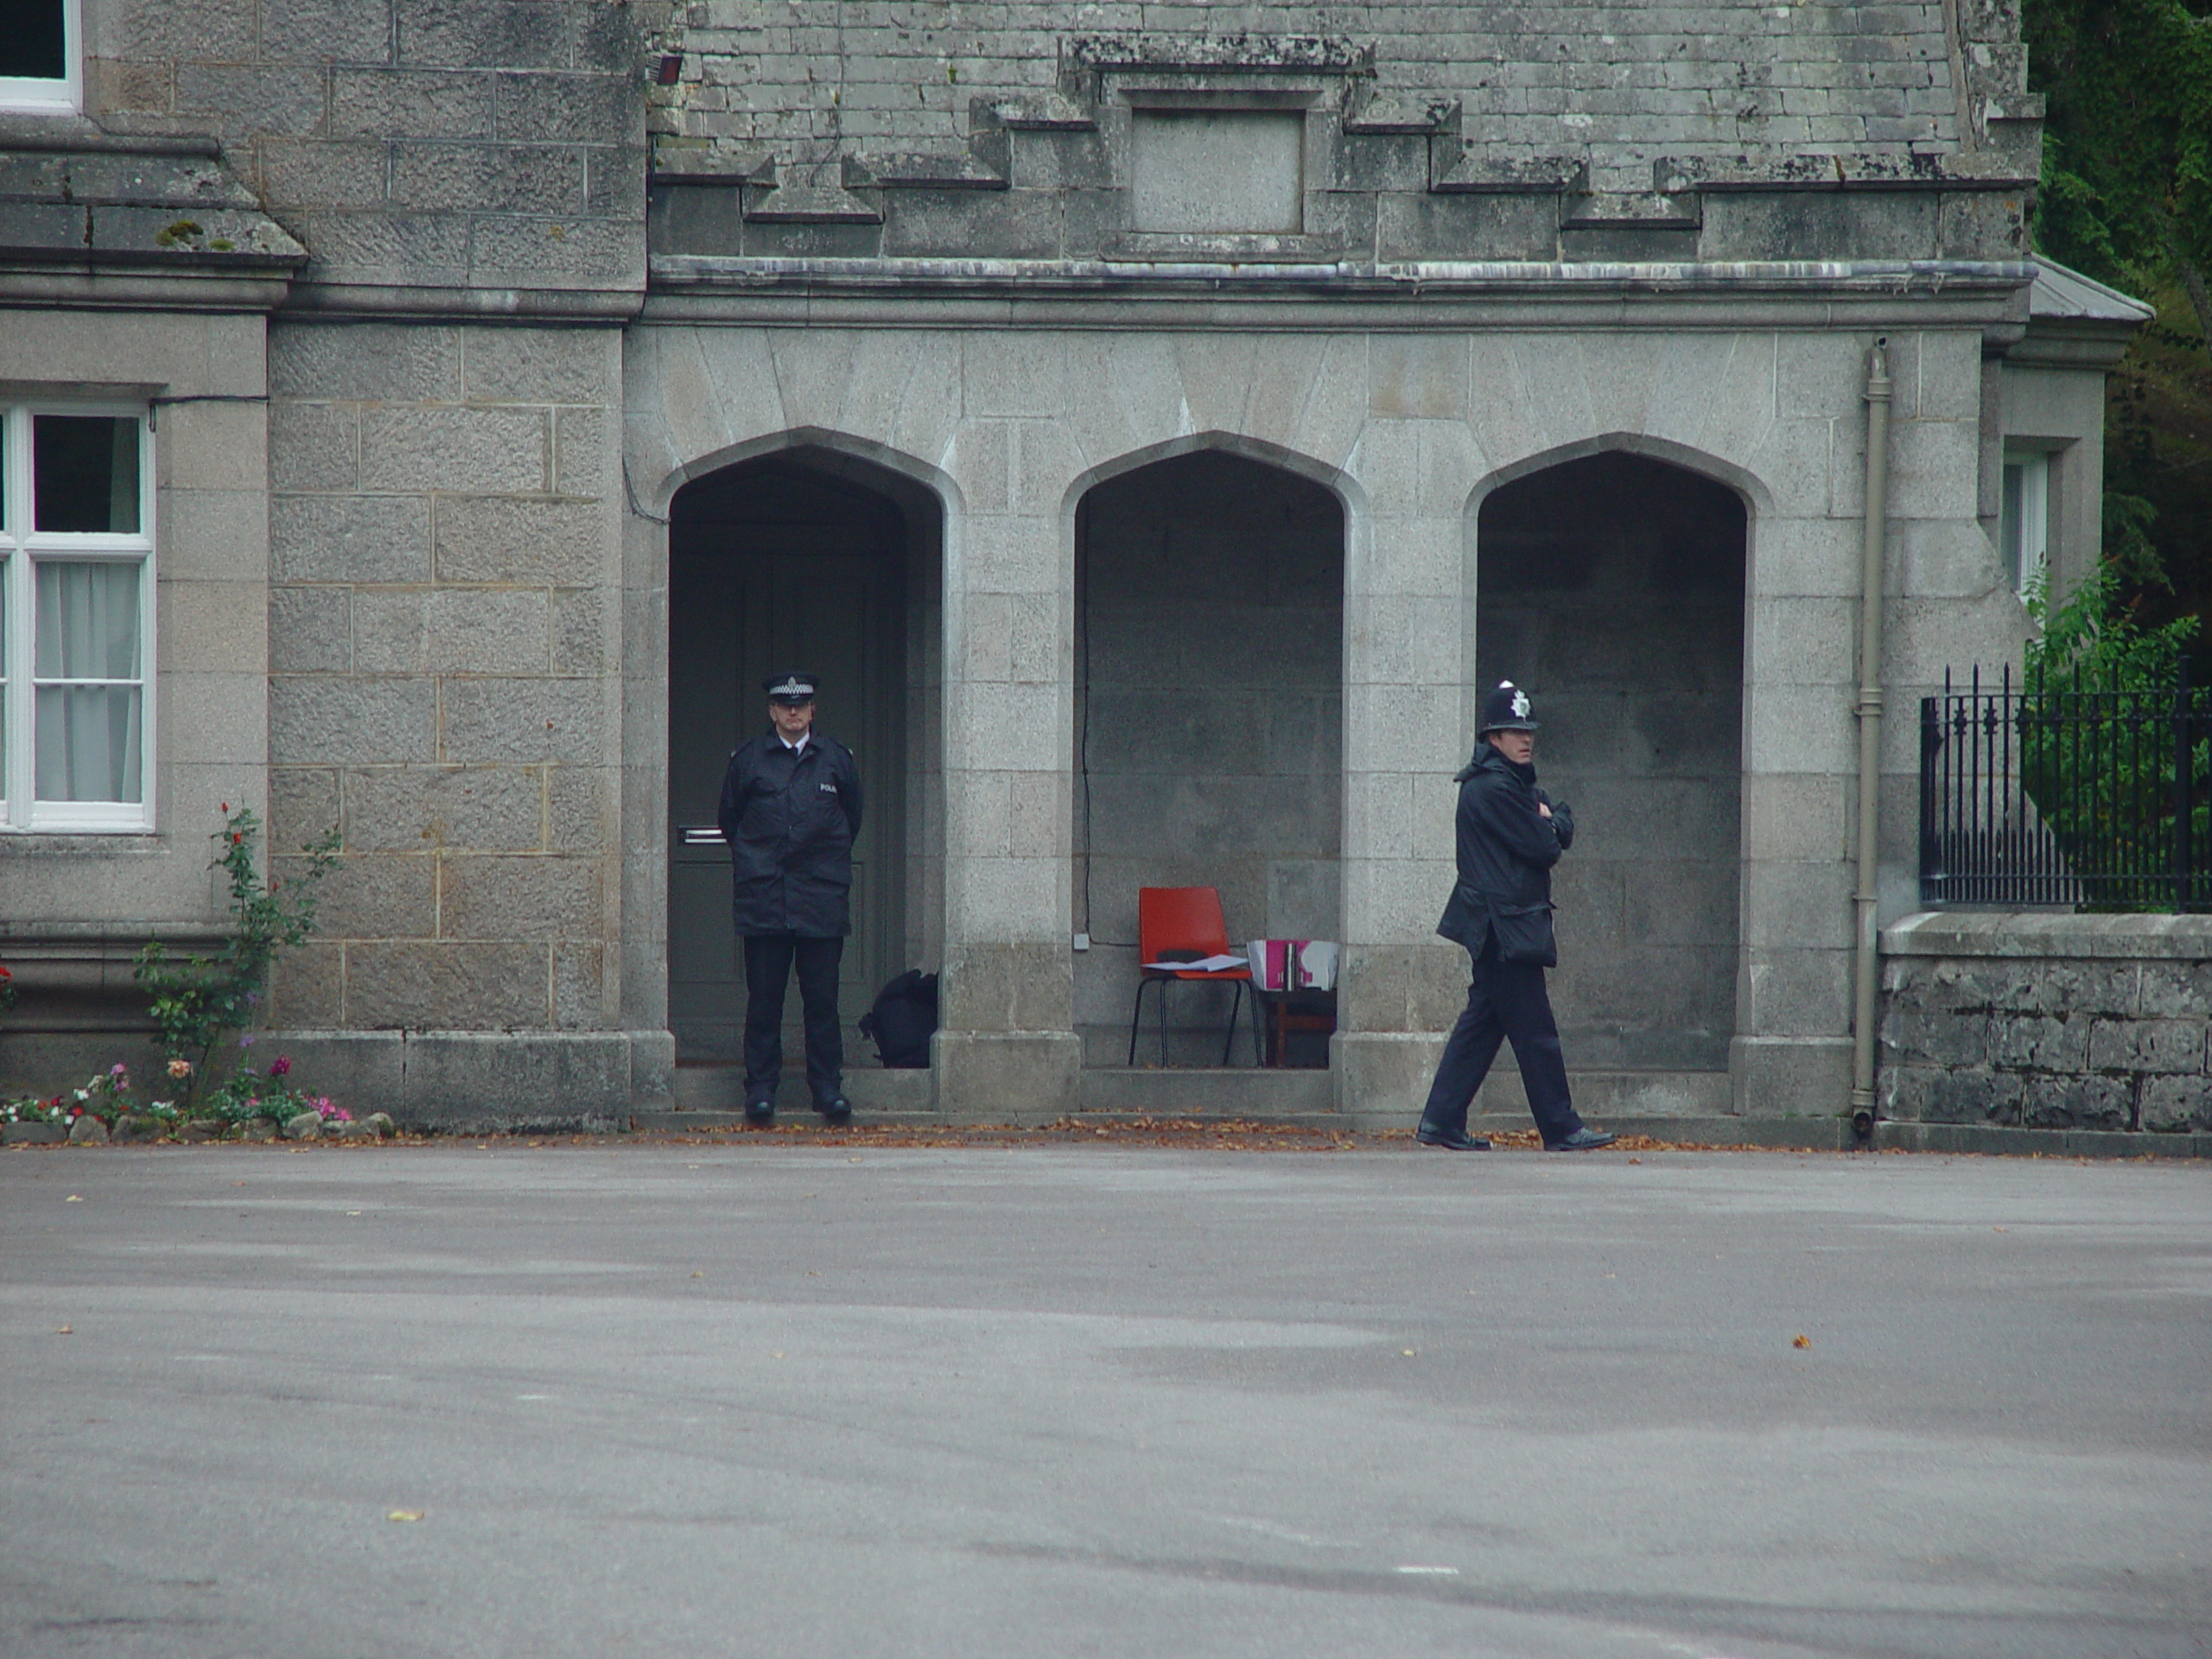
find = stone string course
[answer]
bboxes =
[1879,915,2212,1135]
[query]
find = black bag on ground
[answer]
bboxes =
[860,969,938,1068]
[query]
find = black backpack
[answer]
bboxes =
[859,969,938,1068]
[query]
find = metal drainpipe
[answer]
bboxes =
[1850,340,1892,1138]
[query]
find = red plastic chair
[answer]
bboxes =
[1128,887,1261,1066]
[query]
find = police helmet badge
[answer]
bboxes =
[1479,679,1539,734]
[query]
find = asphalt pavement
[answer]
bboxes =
[3,1139,2209,1659]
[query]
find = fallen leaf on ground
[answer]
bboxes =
[65,1195,82,1203]
[690,1270,703,1279]
[54,1325,72,1335]
[387,1510,424,1522]
[1792,1334,1811,1349]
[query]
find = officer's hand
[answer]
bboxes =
[1537,802,1552,820]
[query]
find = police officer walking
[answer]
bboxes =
[1417,681,1615,1153]
[718,671,864,1125]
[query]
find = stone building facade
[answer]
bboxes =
[0,2,2158,1133]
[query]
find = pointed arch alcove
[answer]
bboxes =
[1473,449,1749,1107]
[1071,446,1347,1068]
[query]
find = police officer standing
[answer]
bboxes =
[1417,681,1615,1153]
[718,671,864,1125]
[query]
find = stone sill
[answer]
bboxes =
[0,925,232,995]
[1884,911,2212,962]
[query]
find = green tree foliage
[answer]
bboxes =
[2022,565,2206,908]
[2028,0,2212,337]
[2026,0,2212,653]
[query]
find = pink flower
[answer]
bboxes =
[168,1058,192,1079]
[110,1063,128,1079]
[270,1055,292,1077]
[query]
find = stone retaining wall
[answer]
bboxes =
[1880,913,2212,1135]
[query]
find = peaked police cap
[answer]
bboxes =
[1478,680,1538,733]
[762,671,818,702]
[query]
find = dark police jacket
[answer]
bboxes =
[716,731,864,938]
[1434,741,1576,967]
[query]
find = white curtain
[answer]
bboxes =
[34,561,142,803]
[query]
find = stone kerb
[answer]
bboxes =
[1879,912,2212,1135]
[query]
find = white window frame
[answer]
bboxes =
[0,403,156,833]
[1999,448,2051,596]
[0,0,80,115]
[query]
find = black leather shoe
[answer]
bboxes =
[1415,1124,1491,1151]
[815,1096,852,1124]
[1548,1128,1616,1151]
[743,1099,775,1126]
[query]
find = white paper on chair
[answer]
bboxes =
[1142,954,1247,973]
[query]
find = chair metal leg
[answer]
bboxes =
[1127,977,1149,1066]
[1249,986,1266,1067]
[1160,977,1171,1066]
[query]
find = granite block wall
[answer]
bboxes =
[650,1,1971,188]
[263,319,626,1039]
[624,312,2032,1119]
[0,308,273,1092]
[1880,913,2212,1133]
[86,0,656,300]
[644,2,2039,267]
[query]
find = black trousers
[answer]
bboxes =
[741,932,844,1104]
[1421,937,1584,1147]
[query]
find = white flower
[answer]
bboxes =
[73,1089,89,1102]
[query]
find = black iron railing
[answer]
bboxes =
[1920,662,2212,911]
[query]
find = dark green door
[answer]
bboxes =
[668,474,906,1065]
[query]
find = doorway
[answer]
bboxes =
[667,449,941,1067]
